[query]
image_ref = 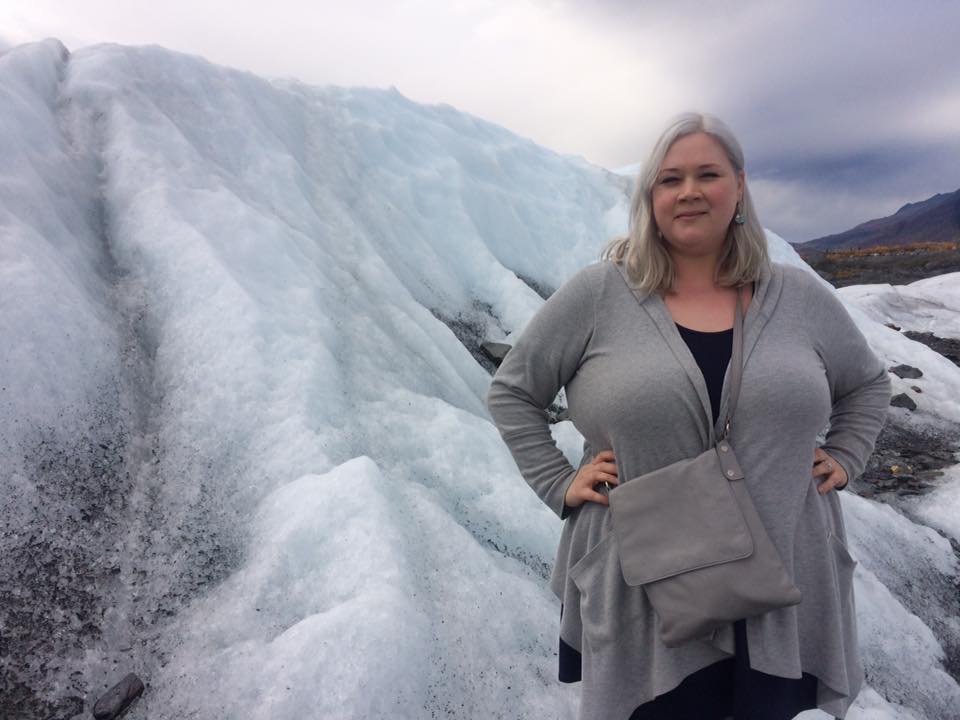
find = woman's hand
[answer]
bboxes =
[813,447,848,494]
[565,449,619,508]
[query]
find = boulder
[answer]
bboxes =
[480,340,512,366]
[890,393,918,411]
[889,364,923,379]
[93,672,144,720]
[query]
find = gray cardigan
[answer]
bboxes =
[487,260,890,720]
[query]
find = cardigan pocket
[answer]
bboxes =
[569,532,646,652]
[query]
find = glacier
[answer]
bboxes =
[1,39,959,720]
[838,274,960,341]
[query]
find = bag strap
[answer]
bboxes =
[718,286,746,441]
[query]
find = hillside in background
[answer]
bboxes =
[797,189,960,287]
[802,189,960,251]
[799,241,960,288]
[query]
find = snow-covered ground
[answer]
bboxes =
[839,274,960,341]
[839,276,960,589]
[1,39,958,720]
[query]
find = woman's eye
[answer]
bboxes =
[701,172,719,178]
[659,177,679,185]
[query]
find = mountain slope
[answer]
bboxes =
[802,188,960,250]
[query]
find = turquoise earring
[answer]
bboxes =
[733,202,745,225]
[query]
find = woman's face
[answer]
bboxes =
[651,132,744,261]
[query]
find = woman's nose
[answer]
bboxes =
[678,177,701,200]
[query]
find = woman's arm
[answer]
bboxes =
[486,265,598,518]
[807,278,892,485]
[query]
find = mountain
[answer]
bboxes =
[801,189,960,251]
[2,39,959,720]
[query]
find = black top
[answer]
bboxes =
[558,321,820,719]
[674,322,733,427]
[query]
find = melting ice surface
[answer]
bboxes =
[839,274,960,341]
[1,40,958,719]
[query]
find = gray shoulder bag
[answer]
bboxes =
[607,286,802,647]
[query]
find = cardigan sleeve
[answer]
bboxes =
[807,278,891,483]
[486,265,597,518]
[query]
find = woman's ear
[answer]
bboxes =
[737,169,745,198]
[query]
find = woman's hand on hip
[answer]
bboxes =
[813,447,848,494]
[565,449,619,508]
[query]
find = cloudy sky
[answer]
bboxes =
[2,0,958,242]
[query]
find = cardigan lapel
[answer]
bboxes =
[613,260,785,447]
[639,293,716,440]
[740,261,783,367]
[613,262,714,442]
[713,262,784,440]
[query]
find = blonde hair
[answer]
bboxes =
[603,112,770,294]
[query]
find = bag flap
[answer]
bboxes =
[608,446,753,586]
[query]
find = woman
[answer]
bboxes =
[486,112,890,720]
